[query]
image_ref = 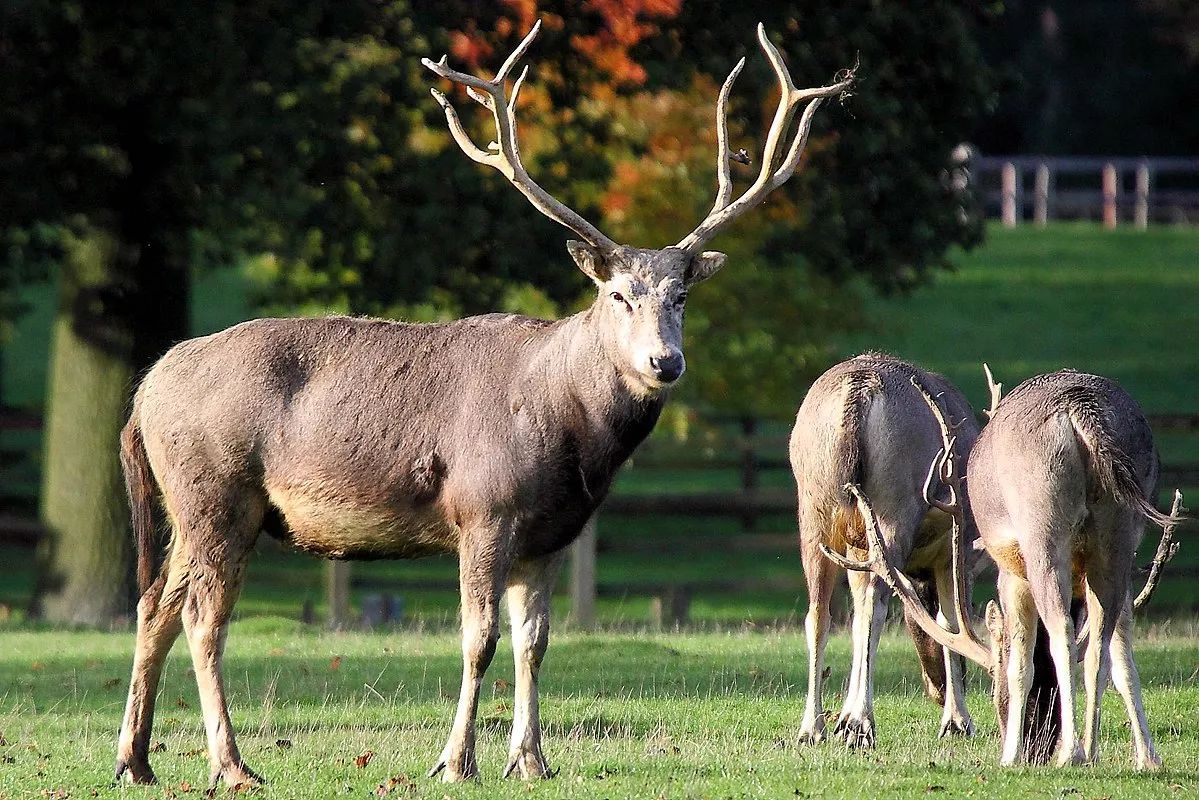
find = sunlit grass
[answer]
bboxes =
[0,624,1195,798]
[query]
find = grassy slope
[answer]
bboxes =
[0,624,1196,799]
[840,223,1199,414]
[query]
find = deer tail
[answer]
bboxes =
[1068,409,1179,530]
[120,412,157,596]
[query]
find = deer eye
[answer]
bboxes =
[610,291,631,310]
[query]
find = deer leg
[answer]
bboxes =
[115,542,189,784]
[933,564,975,738]
[999,575,1037,766]
[1080,574,1117,764]
[1109,594,1160,770]
[1025,556,1083,766]
[430,528,509,782]
[503,549,566,780]
[175,493,263,789]
[835,568,889,748]
[798,533,837,745]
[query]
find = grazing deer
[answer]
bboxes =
[836,368,1182,770]
[113,20,856,788]
[790,353,982,747]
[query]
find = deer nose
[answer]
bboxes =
[649,352,685,382]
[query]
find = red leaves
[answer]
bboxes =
[355,750,375,769]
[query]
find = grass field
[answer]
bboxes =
[0,624,1196,798]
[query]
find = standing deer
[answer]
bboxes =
[790,353,982,747]
[838,368,1182,770]
[113,20,856,788]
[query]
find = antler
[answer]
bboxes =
[422,21,620,256]
[820,483,993,672]
[983,363,1002,420]
[676,24,857,253]
[1074,489,1185,656]
[1133,489,1184,609]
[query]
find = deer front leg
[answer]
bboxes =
[503,550,566,779]
[430,530,508,782]
[933,565,975,738]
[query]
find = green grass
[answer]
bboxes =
[1,624,1196,798]
[840,223,1199,414]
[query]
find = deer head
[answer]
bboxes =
[423,21,855,396]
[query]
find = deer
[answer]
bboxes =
[831,368,1183,770]
[112,20,857,788]
[789,353,983,748]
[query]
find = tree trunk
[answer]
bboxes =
[32,233,138,624]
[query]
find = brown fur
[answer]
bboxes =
[969,369,1170,770]
[113,245,727,788]
[790,353,982,746]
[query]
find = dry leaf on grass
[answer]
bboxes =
[355,750,375,768]
[330,656,343,671]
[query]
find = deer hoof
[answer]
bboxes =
[428,749,479,782]
[114,757,157,785]
[1135,752,1163,772]
[835,716,875,749]
[503,746,553,780]
[1055,741,1085,767]
[796,721,825,745]
[209,762,264,790]
[938,714,975,739]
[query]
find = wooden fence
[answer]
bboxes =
[3,410,1196,627]
[971,155,1199,227]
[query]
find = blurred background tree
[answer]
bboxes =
[1,0,993,622]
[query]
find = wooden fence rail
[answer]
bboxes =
[973,154,1199,228]
[2,409,1197,626]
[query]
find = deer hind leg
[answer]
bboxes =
[177,492,264,789]
[1024,552,1083,766]
[798,522,838,745]
[430,524,510,782]
[115,541,189,784]
[503,549,566,780]
[1080,507,1133,765]
[933,564,975,738]
[999,573,1038,766]
[834,567,890,748]
[1108,594,1160,770]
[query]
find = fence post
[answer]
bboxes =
[1033,162,1051,226]
[1134,160,1150,230]
[1001,162,1018,227]
[326,560,351,629]
[569,514,597,630]
[1102,162,1118,229]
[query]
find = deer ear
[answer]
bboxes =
[566,240,611,284]
[685,250,727,285]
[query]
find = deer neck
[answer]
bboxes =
[535,306,665,452]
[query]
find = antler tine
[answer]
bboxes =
[711,57,747,213]
[422,21,620,255]
[908,374,989,674]
[983,363,1002,419]
[678,24,856,253]
[821,484,993,672]
[1076,489,1185,658]
[1133,488,1185,610]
